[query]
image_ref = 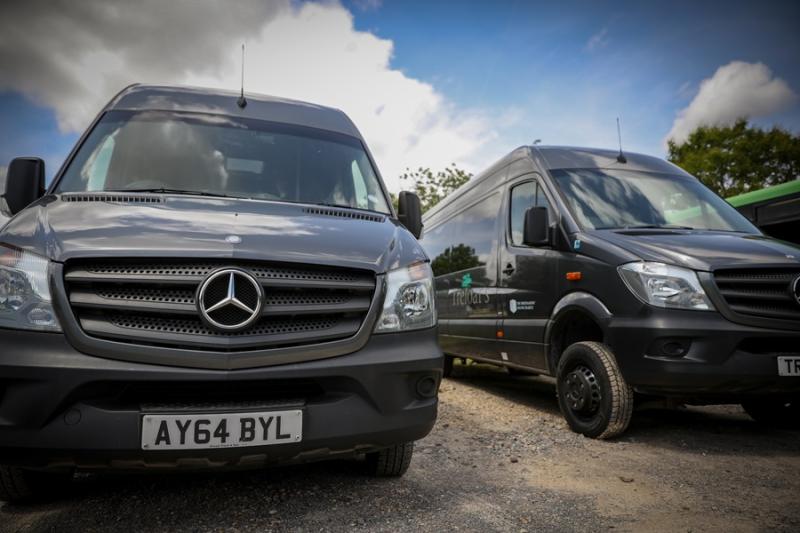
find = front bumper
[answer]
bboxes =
[0,328,442,470]
[605,309,800,398]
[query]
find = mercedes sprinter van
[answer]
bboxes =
[0,85,441,502]
[422,145,799,439]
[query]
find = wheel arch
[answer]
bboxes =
[545,292,612,375]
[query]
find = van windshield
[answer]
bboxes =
[550,168,759,233]
[55,110,391,214]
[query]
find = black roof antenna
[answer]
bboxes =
[237,43,247,109]
[616,117,627,163]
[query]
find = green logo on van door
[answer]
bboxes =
[461,273,473,288]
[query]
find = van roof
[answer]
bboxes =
[105,84,362,138]
[423,145,690,222]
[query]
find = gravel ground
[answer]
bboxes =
[2,361,799,533]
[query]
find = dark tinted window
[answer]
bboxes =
[421,223,454,276]
[510,180,551,245]
[551,169,757,232]
[56,110,390,213]
[424,192,501,276]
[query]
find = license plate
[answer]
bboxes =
[778,356,800,377]
[141,410,303,450]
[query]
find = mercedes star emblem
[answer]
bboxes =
[197,268,264,331]
[792,275,800,307]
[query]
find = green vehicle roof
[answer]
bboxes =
[726,180,800,207]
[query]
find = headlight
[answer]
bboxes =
[0,244,62,331]
[618,262,714,311]
[374,262,436,333]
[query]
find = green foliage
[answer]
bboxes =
[430,243,481,277]
[399,164,472,212]
[667,119,800,197]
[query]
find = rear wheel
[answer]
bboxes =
[556,341,634,439]
[365,442,414,477]
[0,465,73,503]
[742,398,800,428]
[442,355,454,378]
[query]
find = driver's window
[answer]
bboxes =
[510,181,536,245]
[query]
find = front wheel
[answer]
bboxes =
[364,442,414,477]
[0,465,73,503]
[742,398,800,428]
[556,341,634,439]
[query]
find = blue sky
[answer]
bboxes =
[1,0,798,188]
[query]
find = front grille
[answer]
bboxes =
[713,268,800,322]
[64,260,376,351]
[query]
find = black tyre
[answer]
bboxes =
[0,465,73,503]
[442,355,454,378]
[365,442,414,477]
[742,398,800,429]
[556,341,634,439]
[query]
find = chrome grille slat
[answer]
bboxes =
[64,259,377,351]
[713,267,800,323]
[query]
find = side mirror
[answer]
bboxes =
[3,157,45,215]
[397,191,423,239]
[523,206,550,246]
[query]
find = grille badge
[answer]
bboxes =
[197,268,264,332]
[792,276,800,307]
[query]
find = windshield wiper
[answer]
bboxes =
[104,188,242,199]
[312,202,386,216]
[621,224,695,230]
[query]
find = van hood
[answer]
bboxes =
[591,229,800,271]
[0,195,426,273]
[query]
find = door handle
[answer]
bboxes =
[503,263,515,275]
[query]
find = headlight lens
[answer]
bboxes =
[374,262,436,333]
[0,244,62,331]
[618,262,714,311]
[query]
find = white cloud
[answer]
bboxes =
[665,61,797,145]
[585,28,609,52]
[0,1,496,191]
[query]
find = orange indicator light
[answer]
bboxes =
[496,330,505,338]
[566,272,582,281]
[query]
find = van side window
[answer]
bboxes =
[423,193,501,276]
[422,223,455,277]
[535,182,552,212]
[510,180,552,245]
[510,182,535,245]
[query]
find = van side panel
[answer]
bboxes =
[423,166,507,361]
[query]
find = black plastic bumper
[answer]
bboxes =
[0,328,442,469]
[605,309,800,398]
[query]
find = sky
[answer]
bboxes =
[0,0,798,191]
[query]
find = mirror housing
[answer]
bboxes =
[3,157,45,215]
[523,206,550,246]
[397,191,423,239]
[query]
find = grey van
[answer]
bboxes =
[422,146,800,439]
[0,85,441,502]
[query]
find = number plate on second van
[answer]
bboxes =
[777,356,800,377]
[141,410,303,450]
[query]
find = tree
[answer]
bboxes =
[430,243,481,277]
[399,164,472,212]
[667,119,800,197]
